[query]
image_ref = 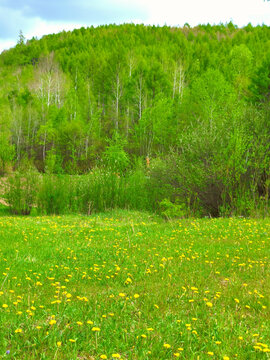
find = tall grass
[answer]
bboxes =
[5,167,152,215]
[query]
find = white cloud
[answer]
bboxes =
[25,18,88,39]
[0,40,16,53]
[130,0,270,26]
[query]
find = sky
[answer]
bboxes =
[0,0,269,53]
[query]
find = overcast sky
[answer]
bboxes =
[0,0,269,53]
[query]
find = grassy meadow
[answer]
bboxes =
[0,209,269,359]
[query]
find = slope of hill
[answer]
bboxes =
[0,23,270,216]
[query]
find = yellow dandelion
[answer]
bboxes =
[15,328,23,333]
[57,341,62,347]
[100,355,107,359]
[112,354,121,359]
[163,343,171,349]
[206,302,213,308]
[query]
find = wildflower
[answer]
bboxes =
[15,329,23,333]
[49,320,56,325]
[112,354,121,359]
[2,304,8,308]
[223,357,230,360]
[57,341,62,347]
[92,327,101,332]
[69,339,76,343]
[119,293,125,297]
[207,352,214,356]
[206,302,213,307]
[100,356,107,359]
[234,298,240,304]
[76,321,83,326]
[163,343,171,349]
[134,294,140,298]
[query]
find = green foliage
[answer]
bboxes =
[159,198,188,219]
[103,133,130,173]
[5,170,38,215]
[0,132,15,176]
[0,24,270,217]
[37,175,70,215]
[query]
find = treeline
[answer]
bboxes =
[0,23,270,216]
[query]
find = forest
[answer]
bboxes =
[0,23,270,217]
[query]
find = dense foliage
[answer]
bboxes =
[0,23,270,216]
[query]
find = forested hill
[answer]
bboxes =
[0,23,270,174]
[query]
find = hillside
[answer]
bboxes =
[0,23,270,216]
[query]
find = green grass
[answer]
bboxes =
[0,210,269,359]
